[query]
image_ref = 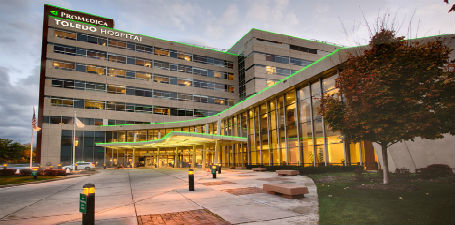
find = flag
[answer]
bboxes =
[32,107,41,131]
[75,117,85,128]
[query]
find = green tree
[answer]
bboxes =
[0,138,29,163]
[321,29,455,184]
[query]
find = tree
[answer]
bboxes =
[0,138,29,163]
[321,29,455,184]
[444,0,455,13]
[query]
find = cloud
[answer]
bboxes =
[0,66,39,144]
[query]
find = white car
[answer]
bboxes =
[63,162,95,170]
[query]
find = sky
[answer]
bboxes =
[0,0,453,144]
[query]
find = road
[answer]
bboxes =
[0,169,319,225]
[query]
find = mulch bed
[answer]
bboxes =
[137,209,230,225]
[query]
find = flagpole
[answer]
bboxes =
[30,125,34,169]
[72,111,76,170]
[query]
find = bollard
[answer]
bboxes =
[81,184,95,225]
[211,165,217,179]
[75,163,78,171]
[32,168,38,180]
[218,164,222,174]
[103,164,106,169]
[57,164,62,169]
[2,163,7,169]
[188,169,194,191]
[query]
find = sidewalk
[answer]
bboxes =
[0,169,318,225]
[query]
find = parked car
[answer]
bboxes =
[63,162,95,170]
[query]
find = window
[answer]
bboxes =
[193,55,207,64]
[87,50,106,60]
[135,72,152,80]
[266,80,276,87]
[153,75,169,84]
[154,48,169,56]
[53,61,75,70]
[227,73,234,80]
[178,52,192,61]
[85,100,104,109]
[290,57,312,66]
[51,97,73,107]
[108,39,127,49]
[154,61,169,70]
[193,67,208,76]
[290,44,318,54]
[53,44,76,56]
[227,85,235,93]
[178,93,192,101]
[213,98,226,105]
[108,68,126,78]
[108,54,126,64]
[213,71,223,79]
[51,79,64,87]
[136,44,153,54]
[107,85,126,94]
[86,64,105,75]
[135,58,152,68]
[276,68,291,76]
[154,107,169,115]
[266,66,276,74]
[177,79,192,87]
[54,30,76,40]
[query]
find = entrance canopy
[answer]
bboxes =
[96,131,247,149]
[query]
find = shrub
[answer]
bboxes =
[419,164,453,179]
[20,169,33,176]
[0,168,18,176]
[43,169,67,176]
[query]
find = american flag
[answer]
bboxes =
[32,107,41,131]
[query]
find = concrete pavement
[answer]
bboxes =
[0,169,319,225]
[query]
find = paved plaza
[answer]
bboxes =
[0,169,318,225]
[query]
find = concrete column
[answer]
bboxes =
[157,147,160,168]
[174,147,178,168]
[214,140,220,164]
[132,148,135,168]
[116,149,119,166]
[202,144,206,169]
[192,145,197,168]
[103,147,106,167]
[111,149,114,166]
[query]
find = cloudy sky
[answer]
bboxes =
[0,0,453,144]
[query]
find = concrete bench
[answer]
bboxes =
[252,167,267,171]
[276,170,299,176]
[263,183,309,199]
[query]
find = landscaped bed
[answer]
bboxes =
[309,171,454,225]
[0,176,60,185]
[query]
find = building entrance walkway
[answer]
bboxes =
[0,169,318,225]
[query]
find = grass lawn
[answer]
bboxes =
[309,171,454,225]
[0,176,62,185]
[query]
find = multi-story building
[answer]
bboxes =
[37,4,455,172]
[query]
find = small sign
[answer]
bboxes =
[79,194,87,214]
[32,171,37,176]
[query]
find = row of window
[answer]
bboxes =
[251,51,314,67]
[52,60,235,93]
[49,78,235,106]
[47,96,219,117]
[258,64,298,76]
[43,116,150,126]
[53,28,234,68]
[52,44,235,81]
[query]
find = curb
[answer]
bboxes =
[0,172,96,189]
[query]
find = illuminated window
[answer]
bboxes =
[107,85,126,94]
[108,39,127,49]
[178,53,192,61]
[53,61,75,70]
[154,107,169,115]
[227,73,234,80]
[135,58,152,68]
[85,100,105,109]
[153,75,170,84]
[227,85,235,93]
[266,66,276,74]
[213,71,223,79]
[135,72,152,80]
[87,50,106,60]
[54,30,76,40]
[177,79,192,87]
[266,80,276,86]
[108,68,126,78]
[108,54,126,64]
[51,97,73,107]
[86,65,105,75]
[154,48,170,56]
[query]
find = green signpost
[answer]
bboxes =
[79,193,87,214]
